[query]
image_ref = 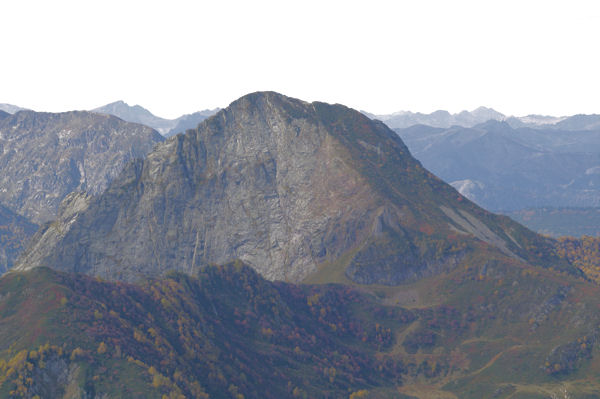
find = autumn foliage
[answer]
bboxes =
[555,236,600,283]
[0,264,413,398]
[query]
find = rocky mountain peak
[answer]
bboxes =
[15,92,569,283]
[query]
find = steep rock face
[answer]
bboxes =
[15,92,569,283]
[0,110,164,224]
[0,204,37,273]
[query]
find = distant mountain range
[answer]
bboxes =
[364,106,507,129]
[364,107,600,236]
[93,100,218,136]
[366,107,600,131]
[395,120,600,213]
[548,114,600,131]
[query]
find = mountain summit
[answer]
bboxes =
[16,92,568,283]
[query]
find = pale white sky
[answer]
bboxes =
[2,0,599,118]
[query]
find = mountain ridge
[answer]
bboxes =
[366,107,600,131]
[365,107,505,129]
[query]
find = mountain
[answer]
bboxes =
[504,114,567,129]
[15,92,569,284]
[0,110,164,224]
[0,204,37,274]
[0,103,28,114]
[93,101,175,135]
[552,114,600,131]
[507,114,600,131]
[165,109,221,137]
[93,101,218,136]
[395,121,600,213]
[367,107,506,129]
[366,108,600,131]
[455,106,506,127]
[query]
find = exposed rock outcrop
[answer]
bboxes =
[0,110,164,224]
[0,204,37,273]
